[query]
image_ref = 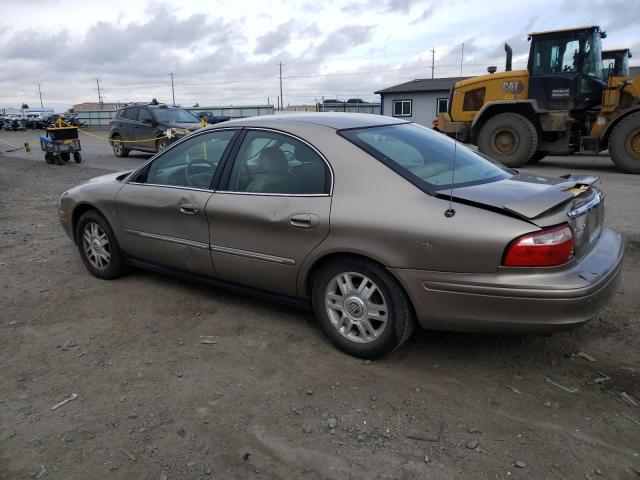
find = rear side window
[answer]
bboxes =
[122,107,139,120]
[226,130,330,195]
[339,123,511,192]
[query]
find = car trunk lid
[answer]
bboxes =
[437,173,605,258]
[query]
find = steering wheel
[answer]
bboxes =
[185,157,216,188]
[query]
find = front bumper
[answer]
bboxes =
[390,228,624,333]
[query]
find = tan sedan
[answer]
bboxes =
[58,113,623,358]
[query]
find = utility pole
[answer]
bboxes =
[430,48,435,79]
[95,78,103,109]
[37,84,44,109]
[169,73,176,106]
[278,62,284,111]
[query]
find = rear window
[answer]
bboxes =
[339,123,512,192]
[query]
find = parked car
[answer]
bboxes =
[108,103,201,157]
[58,113,623,358]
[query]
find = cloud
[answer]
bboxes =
[311,25,375,57]
[254,21,295,55]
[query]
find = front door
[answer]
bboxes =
[207,129,332,296]
[116,129,238,276]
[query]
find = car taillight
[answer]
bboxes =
[503,224,574,267]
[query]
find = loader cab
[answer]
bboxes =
[527,26,606,111]
[602,49,631,82]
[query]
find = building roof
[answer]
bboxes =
[375,77,464,95]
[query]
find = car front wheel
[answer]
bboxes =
[312,257,415,359]
[76,210,128,280]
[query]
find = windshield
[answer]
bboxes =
[340,123,512,192]
[532,32,602,80]
[152,108,198,123]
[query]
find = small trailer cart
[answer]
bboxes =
[40,118,82,165]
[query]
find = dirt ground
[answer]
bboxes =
[1,129,639,479]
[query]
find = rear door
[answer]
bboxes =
[136,107,157,152]
[206,129,333,296]
[116,129,238,276]
[118,107,139,142]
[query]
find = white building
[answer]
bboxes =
[375,77,465,127]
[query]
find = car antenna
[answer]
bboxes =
[444,42,465,219]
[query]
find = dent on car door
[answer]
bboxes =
[116,129,238,276]
[206,129,332,296]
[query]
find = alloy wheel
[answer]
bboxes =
[82,221,111,270]
[112,138,123,155]
[324,272,388,343]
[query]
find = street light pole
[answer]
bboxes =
[169,73,176,106]
[38,84,44,109]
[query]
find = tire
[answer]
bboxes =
[529,151,547,164]
[477,113,538,168]
[45,152,54,164]
[311,257,415,359]
[73,152,82,163]
[156,138,168,153]
[609,112,640,174]
[111,134,130,157]
[75,210,128,280]
[61,152,70,162]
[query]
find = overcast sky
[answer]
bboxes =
[0,0,638,110]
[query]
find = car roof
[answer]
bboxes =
[206,112,408,131]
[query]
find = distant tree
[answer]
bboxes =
[21,103,29,109]
[193,103,200,107]
[150,98,159,105]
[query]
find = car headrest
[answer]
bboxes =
[293,143,317,164]
[258,147,288,173]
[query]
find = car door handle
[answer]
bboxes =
[179,203,199,215]
[288,213,319,229]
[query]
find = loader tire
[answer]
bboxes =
[478,113,538,168]
[609,112,640,174]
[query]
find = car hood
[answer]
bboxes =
[158,122,201,130]
[438,173,600,220]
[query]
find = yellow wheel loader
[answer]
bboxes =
[436,26,640,173]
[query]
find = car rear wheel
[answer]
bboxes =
[609,112,640,174]
[111,134,130,157]
[312,257,415,359]
[478,113,538,168]
[76,210,128,280]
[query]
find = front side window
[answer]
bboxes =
[138,108,153,123]
[138,130,236,189]
[339,123,511,192]
[393,100,412,117]
[226,130,329,195]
